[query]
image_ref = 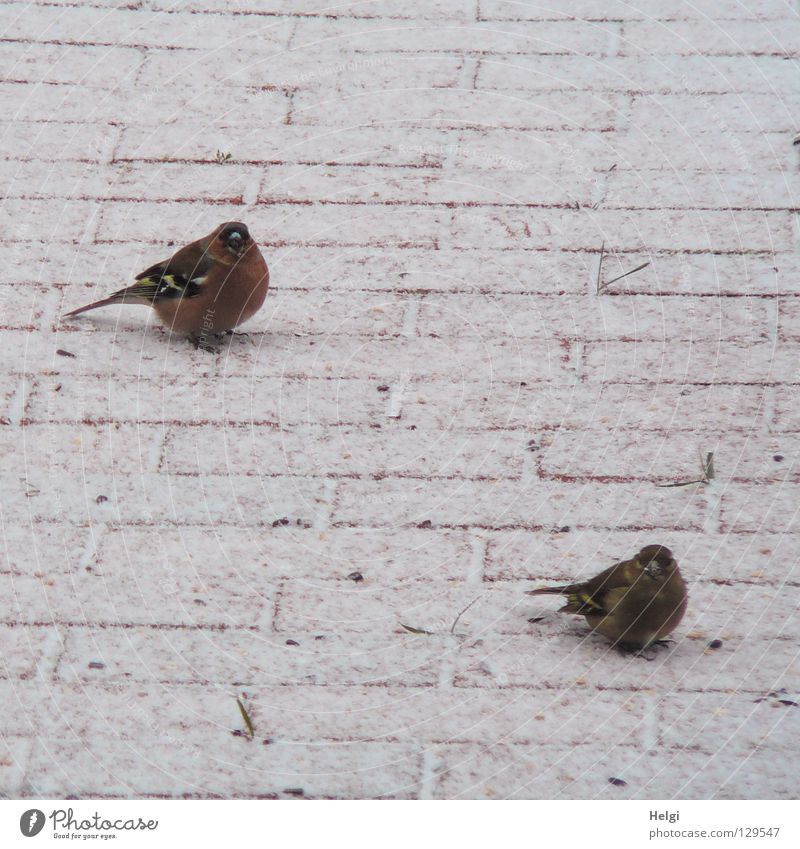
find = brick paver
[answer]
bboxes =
[1,0,799,799]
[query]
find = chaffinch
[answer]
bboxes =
[64,222,269,348]
[527,544,688,651]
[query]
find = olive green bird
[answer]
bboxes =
[527,544,688,651]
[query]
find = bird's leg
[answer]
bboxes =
[616,641,658,661]
[621,639,675,661]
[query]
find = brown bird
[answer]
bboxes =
[527,544,688,651]
[64,222,269,348]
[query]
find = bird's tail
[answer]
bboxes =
[526,585,569,596]
[63,289,146,319]
[529,584,603,615]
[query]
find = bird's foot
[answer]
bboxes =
[221,329,251,339]
[617,638,674,661]
[189,333,220,353]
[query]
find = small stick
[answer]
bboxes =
[657,451,715,488]
[595,241,605,295]
[599,261,651,292]
[702,450,715,482]
[401,623,434,635]
[451,595,481,635]
[236,696,255,738]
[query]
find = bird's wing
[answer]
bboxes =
[559,558,643,614]
[130,244,214,302]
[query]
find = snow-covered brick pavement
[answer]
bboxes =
[1,0,800,799]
